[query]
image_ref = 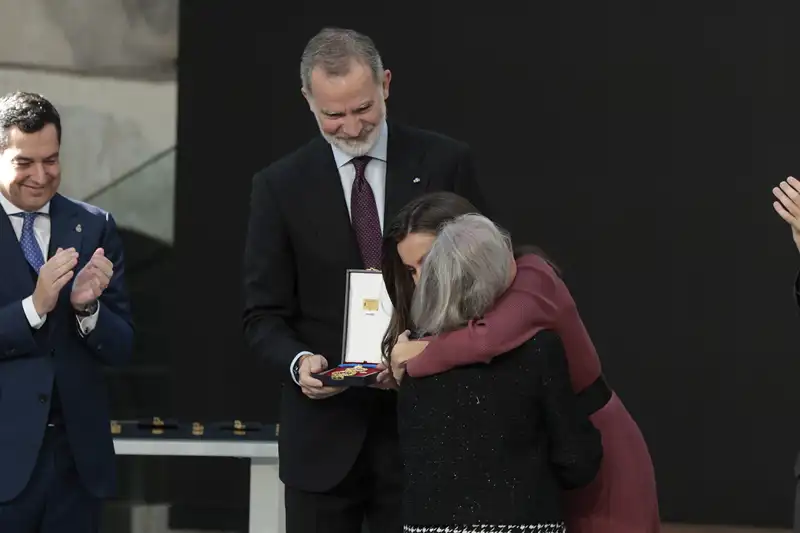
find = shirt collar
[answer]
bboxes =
[0,192,51,216]
[330,120,389,169]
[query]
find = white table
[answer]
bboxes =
[114,438,284,533]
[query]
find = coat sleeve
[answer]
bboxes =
[242,169,312,378]
[0,301,38,360]
[79,213,134,367]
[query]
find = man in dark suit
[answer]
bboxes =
[243,28,486,533]
[772,175,800,532]
[0,92,133,532]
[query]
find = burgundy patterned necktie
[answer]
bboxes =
[350,156,382,269]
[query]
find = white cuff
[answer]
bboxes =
[76,302,101,337]
[22,296,46,329]
[290,351,313,385]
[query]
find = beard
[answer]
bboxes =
[316,103,386,158]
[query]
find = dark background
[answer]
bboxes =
[169,2,800,529]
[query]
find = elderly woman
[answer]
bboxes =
[389,213,602,533]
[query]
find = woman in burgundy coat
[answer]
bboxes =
[383,193,660,533]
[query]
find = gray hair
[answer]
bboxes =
[411,214,513,335]
[300,28,384,93]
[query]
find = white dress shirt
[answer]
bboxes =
[289,121,389,383]
[0,193,99,335]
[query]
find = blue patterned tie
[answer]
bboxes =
[12,212,45,273]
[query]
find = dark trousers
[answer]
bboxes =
[0,425,101,533]
[285,423,404,533]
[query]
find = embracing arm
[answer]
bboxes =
[242,171,311,382]
[79,214,134,366]
[406,254,562,377]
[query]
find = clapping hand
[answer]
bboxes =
[773,177,800,253]
[70,248,113,310]
[31,247,79,316]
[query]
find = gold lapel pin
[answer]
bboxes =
[412,177,420,183]
[75,224,82,233]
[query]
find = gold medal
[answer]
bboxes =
[331,371,345,380]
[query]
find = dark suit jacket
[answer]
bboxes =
[243,123,486,492]
[0,193,133,502]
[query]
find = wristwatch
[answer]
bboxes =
[75,300,99,317]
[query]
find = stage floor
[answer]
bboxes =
[663,525,790,533]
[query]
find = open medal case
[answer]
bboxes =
[313,269,393,386]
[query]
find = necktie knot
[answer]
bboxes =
[11,212,45,273]
[351,156,371,177]
[13,212,40,224]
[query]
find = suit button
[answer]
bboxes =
[97,344,103,351]
[50,349,55,356]
[7,348,16,356]
[38,394,48,404]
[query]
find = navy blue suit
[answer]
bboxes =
[0,193,133,530]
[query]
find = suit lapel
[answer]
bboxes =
[0,206,34,294]
[304,125,429,267]
[384,123,428,228]
[48,194,83,258]
[306,141,362,265]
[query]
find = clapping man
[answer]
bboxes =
[0,92,133,532]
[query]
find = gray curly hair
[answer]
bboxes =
[411,214,513,335]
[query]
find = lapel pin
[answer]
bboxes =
[412,177,420,183]
[75,224,82,233]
